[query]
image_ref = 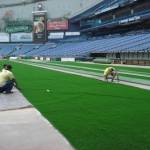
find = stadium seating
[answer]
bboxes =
[20,32,147,57]
[11,44,40,56]
[0,32,150,58]
[25,43,54,56]
[0,44,19,56]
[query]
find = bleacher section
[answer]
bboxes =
[92,33,150,53]
[0,32,150,59]
[25,43,57,56]
[0,44,19,56]
[31,33,150,57]
[10,44,41,56]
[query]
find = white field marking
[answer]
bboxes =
[47,62,150,78]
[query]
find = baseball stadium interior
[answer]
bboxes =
[0,0,150,65]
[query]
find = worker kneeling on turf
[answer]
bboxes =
[104,67,119,82]
[0,65,19,94]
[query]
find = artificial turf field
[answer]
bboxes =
[1,60,150,150]
[18,60,150,81]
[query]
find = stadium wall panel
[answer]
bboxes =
[0,0,101,19]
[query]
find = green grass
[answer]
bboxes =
[18,60,150,81]
[1,60,150,150]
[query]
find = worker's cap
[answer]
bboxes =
[7,65,12,70]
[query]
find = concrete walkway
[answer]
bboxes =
[0,88,75,150]
[0,88,31,111]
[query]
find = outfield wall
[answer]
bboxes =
[23,56,150,66]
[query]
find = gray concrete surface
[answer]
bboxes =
[0,108,75,150]
[0,87,32,111]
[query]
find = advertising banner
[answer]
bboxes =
[61,58,75,62]
[11,33,33,42]
[119,16,141,25]
[0,33,9,42]
[65,32,80,36]
[5,19,33,33]
[48,32,64,39]
[33,13,47,42]
[47,20,68,30]
[5,26,32,33]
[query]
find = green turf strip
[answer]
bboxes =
[19,59,150,73]
[1,60,150,150]
[46,62,150,80]
[46,61,150,73]
[18,60,150,81]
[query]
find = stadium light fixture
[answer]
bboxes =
[38,3,42,11]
